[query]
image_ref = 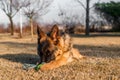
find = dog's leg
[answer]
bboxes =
[40,57,67,71]
[71,48,85,60]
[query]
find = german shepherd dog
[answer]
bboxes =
[37,25,84,71]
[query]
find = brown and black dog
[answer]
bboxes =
[37,25,84,71]
[37,25,59,64]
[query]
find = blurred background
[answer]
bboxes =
[0,0,120,37]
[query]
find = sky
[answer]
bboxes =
[0,0,119,26]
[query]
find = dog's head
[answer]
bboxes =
[37,24,72,63]
[37,25,60,63]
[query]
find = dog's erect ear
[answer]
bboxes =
[37,25,46,39]
[50,24,60,39]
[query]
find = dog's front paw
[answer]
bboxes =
[40,64,50,71]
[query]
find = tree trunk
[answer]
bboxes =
[9,17,14,35]
[85,0,90,36]
[30,17,34,39]
[19,9,23,38]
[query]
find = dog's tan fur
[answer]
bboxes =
[40,48,84,71]
[37,25,84,71]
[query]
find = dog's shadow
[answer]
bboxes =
[0,53,39,64]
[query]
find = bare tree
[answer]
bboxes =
[75,0,101,35]
[0,0,26,35]
[58,6,81,33]
[23,0,53,39]
[86,0,90,35]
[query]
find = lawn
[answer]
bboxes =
[0,33,120,80]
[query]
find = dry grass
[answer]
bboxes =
[0,33,120,80]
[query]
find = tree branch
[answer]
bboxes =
[23,0,53,20]
[90,0,101,9]
[75,0,86,9]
